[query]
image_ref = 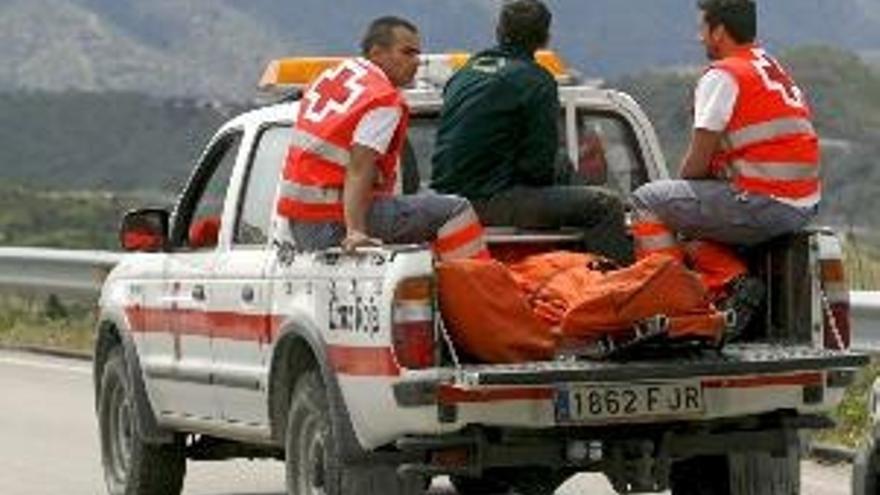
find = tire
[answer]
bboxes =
[450,468,567,495]
[853,440,880,495]
[505,468,570,495]
[671,447,799,495]
[449,474,510,494]
[285,370,423,495]
[98,348,186,495]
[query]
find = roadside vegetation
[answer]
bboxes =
[0,294,95,355]
[817,359,880,448]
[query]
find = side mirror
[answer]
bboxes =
[120,209,169,252]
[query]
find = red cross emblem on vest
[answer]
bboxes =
[303,60,368,123]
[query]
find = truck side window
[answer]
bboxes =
[234,125,291,246]
[172,131,242,249]
[573,114,647,196]
[406,117,438,191]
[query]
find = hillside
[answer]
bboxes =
[1,0,879,100]
[0,91,240,191]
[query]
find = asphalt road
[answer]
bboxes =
[0,350,853,495]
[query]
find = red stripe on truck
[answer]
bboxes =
[702,372,822,389]
[327,345,401,377]
[437,385,554,404]
[125,306,281,343]
[125,306,401,377]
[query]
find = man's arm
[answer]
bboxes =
[513,76,559,185]
[682,69,737,179]
[342,144,382,251]
[341,105,403,251]
[679,128,723,179]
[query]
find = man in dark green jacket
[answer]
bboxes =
[431,0,632,264]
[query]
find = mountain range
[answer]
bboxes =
[2,0,880,100]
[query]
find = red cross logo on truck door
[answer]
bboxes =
[303,60,368,123]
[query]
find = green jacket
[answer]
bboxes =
[430,44,560,201]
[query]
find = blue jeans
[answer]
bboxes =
[632,180,816,247]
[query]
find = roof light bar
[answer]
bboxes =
[258,50,575,93]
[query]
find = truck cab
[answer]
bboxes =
[94,52,867,495]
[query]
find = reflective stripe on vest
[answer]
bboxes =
[726,117,815,150]
[276,181,344,221]
[731,160,819,181]
[280,181,343,204]
[291,128,351,168]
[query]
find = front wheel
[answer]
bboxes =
[98,348,186,495]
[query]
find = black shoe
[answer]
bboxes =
[717,275,766,342]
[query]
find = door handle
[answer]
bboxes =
[192,285,206,301]
[241,286,255,303]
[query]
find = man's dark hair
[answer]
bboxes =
[496,0,552,53]
[360,16,418,55]
[698,0,757,44]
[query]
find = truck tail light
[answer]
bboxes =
[392,277,436,369]
[819,257,851,350]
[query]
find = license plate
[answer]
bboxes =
[556,380,704,423]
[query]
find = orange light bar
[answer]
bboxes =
[258,56,345,91]
[258,50,573,92]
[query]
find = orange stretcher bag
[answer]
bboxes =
[510,252,725,344]
[436,259,558,363]
[437,251,726,363]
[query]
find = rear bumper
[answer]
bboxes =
[386,345,865,437]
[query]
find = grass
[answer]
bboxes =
[817,360,880,449]
[844,236,880,290]
[0,294,95,355]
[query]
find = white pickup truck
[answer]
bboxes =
[93,53,868,495]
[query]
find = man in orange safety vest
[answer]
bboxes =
[277,16,489,261]
[631,0,820,336]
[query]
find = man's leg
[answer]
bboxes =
[631,180,753,293]
[473,186,633,264]
[289,221,345,251]
[368,193,489,261]
[632,180,813,246]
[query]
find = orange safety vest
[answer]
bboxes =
[709,45,820,208]
[277,58,410,222]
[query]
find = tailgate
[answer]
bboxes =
[394,344,868,416]
[451,345,867,387]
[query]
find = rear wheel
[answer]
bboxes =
[98,348,186,495]
[853,440,880,495]
[449,474,510,494]
[450,468,568,495]
[670,446,799,495]
[284,370,423,495]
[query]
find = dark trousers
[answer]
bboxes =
[472,186,634,264]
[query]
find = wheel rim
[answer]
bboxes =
[107,379,134,483]
[297,412,328,495]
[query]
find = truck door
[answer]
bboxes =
[212,124,290,425]
[155,130,242,420]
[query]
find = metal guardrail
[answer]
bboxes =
[851,291,880,350]
[0,247,878,344]
[0,247,123,296]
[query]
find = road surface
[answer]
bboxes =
[0,349,852,495]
